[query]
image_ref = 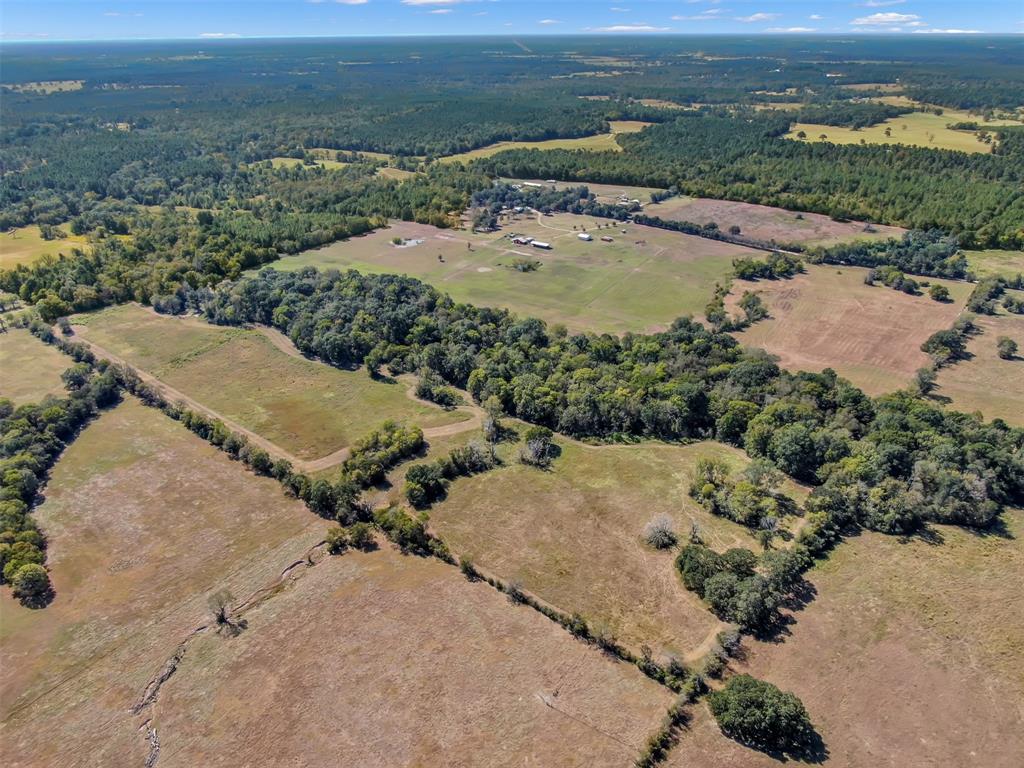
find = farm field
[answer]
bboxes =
[715,509,1024,768]
[268,156,348,170]
[273,215,761,334]
[0,328,71,405]
[785,107,1015,154]
[648,196,905,247]
[437,121,649,164]
[376,166,419,180]
[0,225,90,269]
[510,178,664,204]
[966,249,1024,280]
[70,304,467,460]
[151,544,674,767]
[0,399,327,767]
[934,307,1024,425]
[724,265,972,396]
[427,438,806,660]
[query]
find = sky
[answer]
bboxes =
[1,1,1022,42]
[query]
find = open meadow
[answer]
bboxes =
[0,328,72,405]
[426,438,806,660]
[0,225,90,270]
[648,196,905,247]
[71,304,467,460]
[0,399,328,767]
[151,544,674,768]
[684,509,1024,768]
[437,121,649,164]
[966,249,1024,280]
[273,215,760,334]
[934,306,1024,425]
[724,265,972,396]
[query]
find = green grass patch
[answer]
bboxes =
[0,327,72,405]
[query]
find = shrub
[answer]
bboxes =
[10,563,51,605]
[348,522,376,551]
[997,336,1018,360]
[643,514,678,549]
[325,527,349,554]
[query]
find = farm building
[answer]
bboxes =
[531,241,552,250]
[511,235,534,245]
[578,233,593,241]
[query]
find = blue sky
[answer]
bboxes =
[2,1,1021,42]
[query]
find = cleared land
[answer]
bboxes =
[649,196,905,247]
[269,156,348,170]
[376,166,419,180]
[724,265,972,396]
[785,108,1014,154]
[152,545,674,767]
[0,328,71,405]
[427,439,805,660]
[274,215,761,334]
[0,225,90,269]
[934,306,1024,425]
[0,399,327,767]
[437,121,650,165]
[511,178,664,205]
[966,249,1024,280]
[682,510,1024,768]
[71,304,467,460]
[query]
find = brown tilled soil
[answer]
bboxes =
[724,265,973,395]
[151,545,675,768]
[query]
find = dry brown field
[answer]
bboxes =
[725,266,973,395]
[152,545,675,767]
[649,197,905,247]
[0,399,327,767]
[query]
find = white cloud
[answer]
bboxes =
[913,28,981,34]
[737,13,780,23]
[609,6,630,12]
[672,9,722,21]
[335,0,368,5]
[766,27,818,33]
[428,7,452,13]
[588,24,671,32]
[539,19,562,25]
[809,14,823,21]
[199,32,241,38]
[402,0,461,5]
[859,0,905,6]
[851,12,919,25]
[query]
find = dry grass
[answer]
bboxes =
[71,304,467,459]
[273,215,759,334]
[934,307,1024,425]
[427,438,805,659]
[649,197,904,247]
[710,509,1024,768]
[376,166,419,180]
[0,328,71,405]
[510,178,664,205]
[438,132,624,164]
[2,80,84,94]
[0,399,327,767]
[965,249,1024,280]
[0,225,91,270]
[153,544,674,767]
[724,265,972,395]
[269,156,348,170]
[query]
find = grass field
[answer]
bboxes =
[71,304,467,459]
[0,399,327,767]
[437,121,649,165]
[273,215,760,334]
[376,166,419,180]
[1,80,84,94]
[649,196,905,247]
[427,438,806,660]
[786,108,1011,154]
[966,249,1024,280]
[724,265,972,396]
[510,178,664,205]
[934,306,1024,425]
[269,156,348,170]
[0,328,71,405]
[693,509,1024,768]
[152,544,674,767]
[0,225,90,269]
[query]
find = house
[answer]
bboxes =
[577,233,592,241]
[511,235,534,245]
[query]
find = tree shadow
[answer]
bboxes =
[18,585,56,609]
[720,724,829,764]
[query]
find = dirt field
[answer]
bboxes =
[0,399,327,767]
[71,304,467,459]
[152,544,674,767]
[934,306,1024,425]
[0,328,71,405]
[725,265,973,395]
[650,196,905,247]
[966,249,1024,280]
[427,439,805,660]
[0,225,91,269]
[274,215,760,334]
[707,509,1024,768]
